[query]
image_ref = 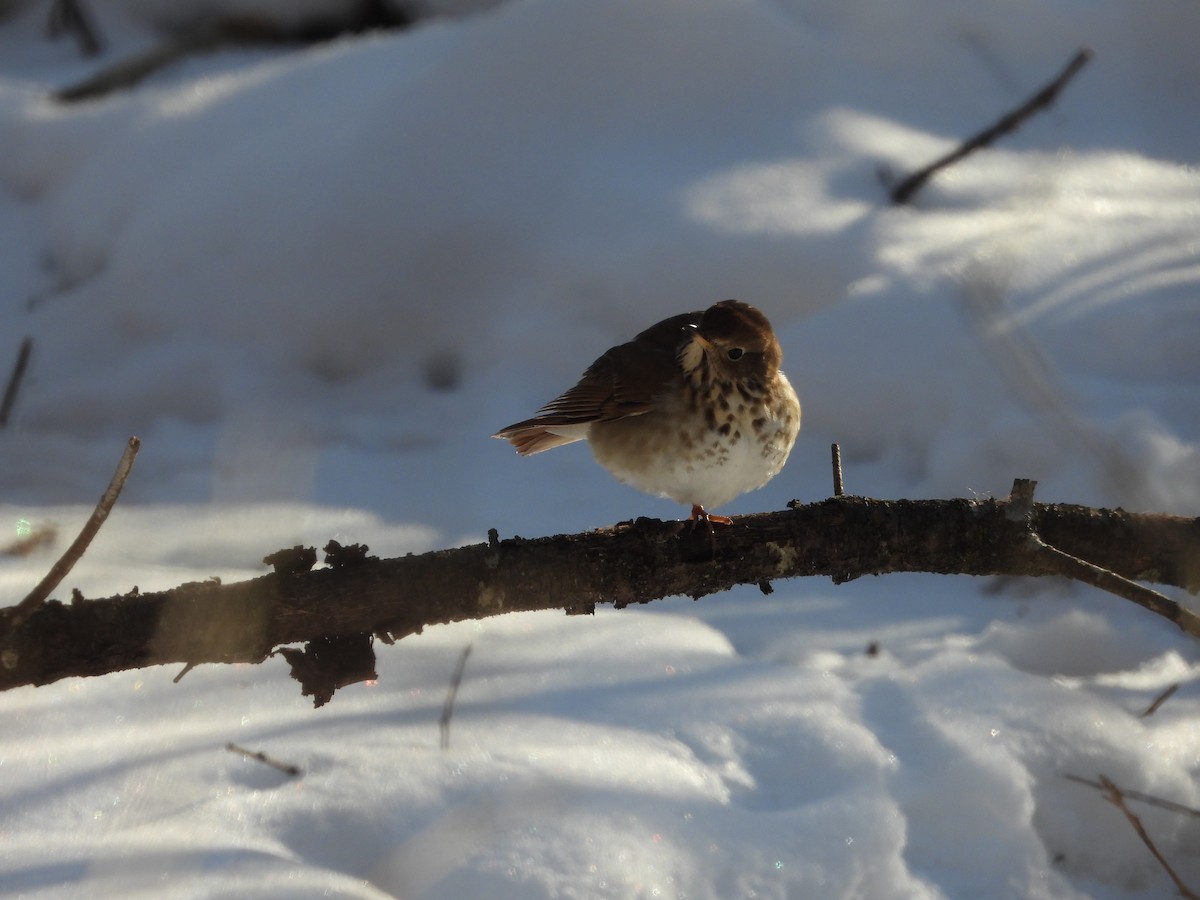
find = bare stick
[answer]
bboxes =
[1098,775,1199,899]
[55,36,219,103]
[831,443,844,497]
[55,8,416,104]
[1003,479,1200,637]
[225,742,302,777]
[1141,684,1180,719]
[1064,774,1200,819]
[439,643,473,750]
[47,0,104,57]
[889,47,1094,205]
[11,437,141,626]
[0,338,33,429]
[1029,532,1200,638]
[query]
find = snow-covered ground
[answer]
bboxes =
[1,0,1199,896]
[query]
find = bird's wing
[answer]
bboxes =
[493,311,700,455]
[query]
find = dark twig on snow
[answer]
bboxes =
[1141,684,1180,719]
[55,3,416,103]
[888,47,1094,205]
[47,0,104,57]
[10,437,140,628]
[225,742,302,777]
[1097,775,1199,900]
[0,337,33,428]
[1064,774,1200,820]
[440,644,473,750]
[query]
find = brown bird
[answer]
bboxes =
[493,300,801,524]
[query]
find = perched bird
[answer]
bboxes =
[493,300,801,524]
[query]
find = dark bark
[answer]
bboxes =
[1,494,1198,696]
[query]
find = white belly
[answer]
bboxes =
[588,373,799,510]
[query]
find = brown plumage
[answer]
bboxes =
[494,300,800,521]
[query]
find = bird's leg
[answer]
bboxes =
[689,505,733,527]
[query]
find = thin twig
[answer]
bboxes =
[439,643,473,750]
[1141,684,1180,719]
[1098,775,1199,899]
[0,337,33,428]
[47,0,104,57]
[55,8,416,104]
[1005,478,1200,637]
[10,437,141,628]
[1064,774,1200,819]
[889,47,1094,204]
[1029,532,1200,638]
[55,36,219,103]
[966,278,1149,511]
[831,443,844,497]
[225,742,302,777]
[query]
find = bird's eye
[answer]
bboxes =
[727,348,744,361]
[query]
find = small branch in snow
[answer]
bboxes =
[831,443,844,497]
[47,0,104,57]
[1140,683,1180,718]
[9,437,140,629]
[440,644,473,751]
[886,47,1094,205]
[1064,774,1200,820]
[226,742,302,777]
[1097,774,1199,900]
[55,36,220,103]
[0,337,33,429]
[54,5,418,104]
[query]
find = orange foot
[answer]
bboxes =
[689,504,733,527]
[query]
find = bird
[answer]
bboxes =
[493,300,800,524]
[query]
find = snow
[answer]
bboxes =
[1,0,1199,896]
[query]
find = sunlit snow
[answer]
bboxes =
[2,0,1199,897]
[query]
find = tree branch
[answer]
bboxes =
[1098,775,1199,900]
[1,488,1197,696]
[9,436,140,629]
[888,47,1094,205]
[1065,774,1200,820]
[54,4,417,103]
[1028,532,1194,634]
